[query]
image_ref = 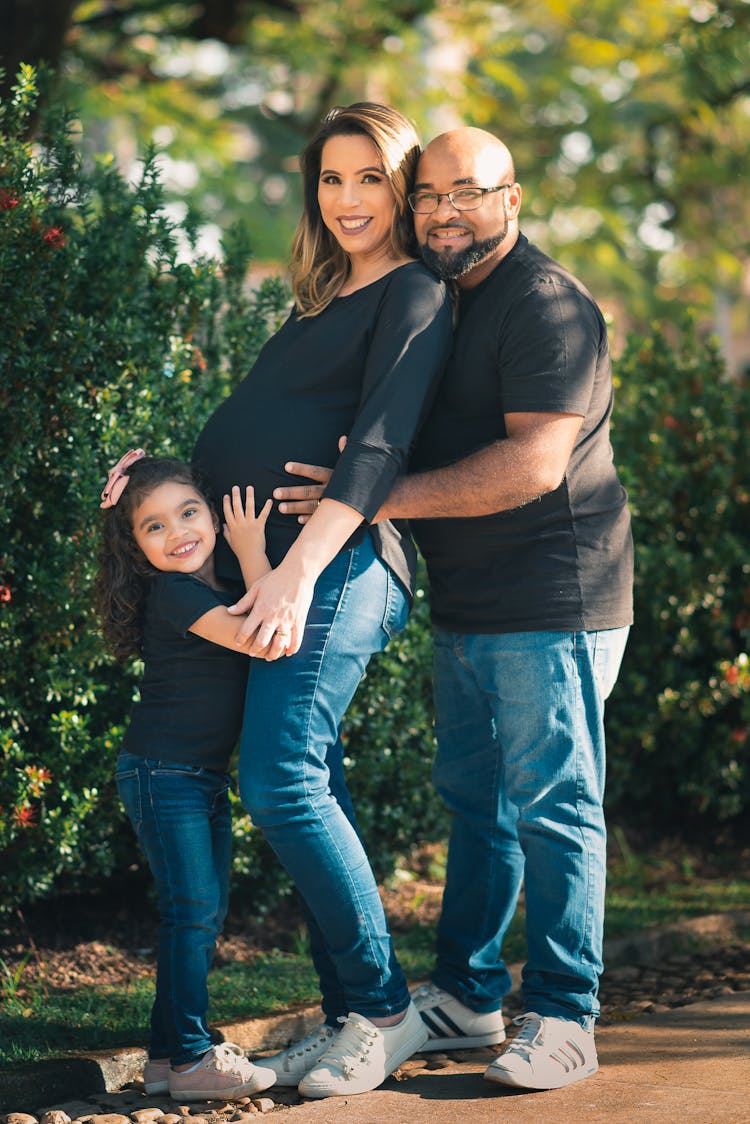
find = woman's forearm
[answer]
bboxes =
[278,496,364,581]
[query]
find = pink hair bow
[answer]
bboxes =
[100,448,146,508]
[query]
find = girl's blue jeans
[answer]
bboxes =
[430,625,629,1028]
[238,533,411,1025]
[115,754,232,1063]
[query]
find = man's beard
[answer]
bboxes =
[418,226,508,281]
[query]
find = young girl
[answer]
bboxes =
[95,449,277,1102]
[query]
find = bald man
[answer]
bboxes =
[275,127,634,1092]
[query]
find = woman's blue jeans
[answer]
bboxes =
[115,753,232,1063]
[430,626,629,1028]
[238,534,411,1025]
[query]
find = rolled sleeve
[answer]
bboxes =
[325,440,401,522]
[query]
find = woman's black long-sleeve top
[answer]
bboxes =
[193,260,453,598]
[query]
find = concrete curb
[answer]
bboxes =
[2,910,749,1114]
[0,1053,146,1116]
[602,909,750,967]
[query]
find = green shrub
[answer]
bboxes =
[606,319,750,827]
[0,66,443,916]
[0,67,290,908]
[343,580,449,878]
[2,65,749,917]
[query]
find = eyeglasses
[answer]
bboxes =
[407,184,513,214]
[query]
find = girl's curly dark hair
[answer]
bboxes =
[94,456,217,661]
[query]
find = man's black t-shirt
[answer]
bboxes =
[193,261,452,600]
[122,572,248,771]
[410,234,633,634]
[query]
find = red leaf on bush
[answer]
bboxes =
[0,188,20,210]
[13,804,37,828]
[42,225,66,248]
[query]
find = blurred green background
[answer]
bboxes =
[1,1,749,916]
[3,0,749,366]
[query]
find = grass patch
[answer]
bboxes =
[2,836,749,1069]
[602,824,750,936]
[0,949,321,1068]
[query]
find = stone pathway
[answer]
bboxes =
[2,915,749,1122]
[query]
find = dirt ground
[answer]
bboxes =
[2,836,749,1000]
[0,847,448,997]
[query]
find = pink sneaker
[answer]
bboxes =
[167,1043,277,1101]
[143,1059,169,1094]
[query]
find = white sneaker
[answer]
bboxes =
[412,983,506,1051]
[484,1012,598,1090]
[298,1001,429,1098]
[167,1042,277,1101]
[258,1022,338,1086]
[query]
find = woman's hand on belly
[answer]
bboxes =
[229,491,364,659]
[230,561,315,659]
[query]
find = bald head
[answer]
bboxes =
[419,128,515,186]
[412,127,521,287]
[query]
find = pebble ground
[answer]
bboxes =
[3,936,750,1122]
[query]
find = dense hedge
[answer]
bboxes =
[605,324,750,827]
[1,70,748,914]
[0,69,291,909]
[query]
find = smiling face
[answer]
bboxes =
[413,128,522,288]
[131,480,218,584]
[317,133,398,267]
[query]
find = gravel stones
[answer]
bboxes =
[2,1095,287,1124]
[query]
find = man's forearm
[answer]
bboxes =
[377,435,559,521]
[275,413,581,523]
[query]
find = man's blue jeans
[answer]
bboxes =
[431,626,629,1028]
[116,754,232,1063]
[239,533,411,1024]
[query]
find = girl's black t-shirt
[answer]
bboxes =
[410,234,634,634]
[122,572,248,771]
[192,261,453,598]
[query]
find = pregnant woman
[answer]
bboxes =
[192,102,453,1098]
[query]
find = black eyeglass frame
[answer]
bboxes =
[407,183,513,214]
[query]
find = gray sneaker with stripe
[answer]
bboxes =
[484,1012,598,1089]
[412,983,506,1051]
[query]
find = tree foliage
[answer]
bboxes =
[3,0,748,336]
[443,0,750,325]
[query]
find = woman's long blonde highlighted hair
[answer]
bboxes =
[290,102,421,318]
